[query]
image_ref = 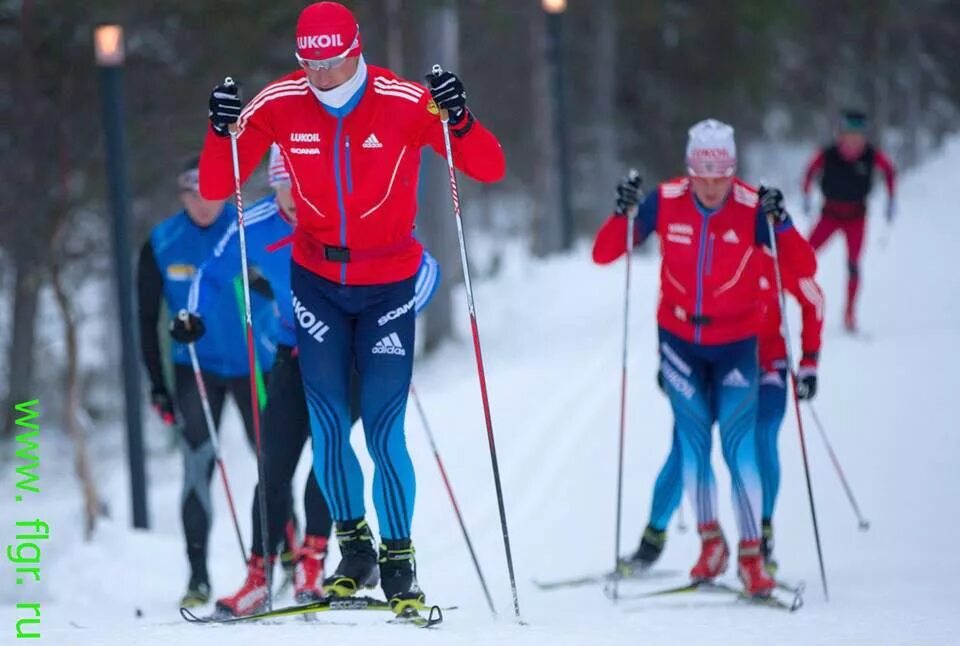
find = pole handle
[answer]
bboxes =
[430,64,450,123]
[177,308,194,332]
[221,76,240,135]
[625,169,642,220]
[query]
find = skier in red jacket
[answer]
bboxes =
[593,119,814,597]
[620,234,823,578]
[200,1,504,616]
[802,109,895,332]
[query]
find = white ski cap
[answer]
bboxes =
[686,119,737,178]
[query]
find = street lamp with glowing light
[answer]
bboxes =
[542,0,567,14]
[93,21,148,528]
[94,24,125,66]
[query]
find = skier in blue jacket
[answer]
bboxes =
[175,146,440,616]
[137,156,279,607]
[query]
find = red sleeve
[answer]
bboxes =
[418,106,506,183]
[873,149,896,197]
[592,214,629,265]
[802,150,825,194]
[199,86,277,200]
[783,272,824,364]
[773,225,817,278]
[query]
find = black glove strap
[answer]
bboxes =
[450,110,475,138]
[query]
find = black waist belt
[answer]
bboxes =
[298,234,416,264]
[671,304,750,327]
[323,245,352,263]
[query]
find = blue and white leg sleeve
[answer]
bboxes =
[757,369,788,522]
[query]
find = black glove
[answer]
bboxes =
[248,267,274,300]
[758,185,789,224]
[151,386,176,426]
[170,310,206,344]
[426,69,468,126]
[208,78,242,137]
[615,171,642,216]
[656,369,666,393]
[796,365,818,401]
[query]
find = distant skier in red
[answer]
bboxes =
[802,109,896,332]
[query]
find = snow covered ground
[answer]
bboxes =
[3,138,959,644]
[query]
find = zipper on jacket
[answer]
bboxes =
[345,135,354,194]
[705,233,715,277]
[694,223,708,344]
[333,116,348,284]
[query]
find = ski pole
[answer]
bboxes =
[611,169,641,603]
[181,315,247,567]
[410,384,497,617]
[765,208,829,601]
[431,64,522,622]
[224,79,273,608]
[676,498,689,534]
[806,402,870,531]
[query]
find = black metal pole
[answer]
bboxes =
[546,10,573,250]
[98,62,148,529]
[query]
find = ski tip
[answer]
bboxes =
[388,604,444,628]
[179,606,202,623]
[790,593,805,612]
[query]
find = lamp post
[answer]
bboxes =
[95,24,148,529]
[543,0,573,250]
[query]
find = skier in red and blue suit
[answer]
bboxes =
[198,1,504,613]
[176,145,441,617]
[620,238,823,577]
[592,119,814,597]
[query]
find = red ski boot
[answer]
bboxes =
[294,534,329,603]
[277,519,300,595]
[214,555,271,617]
[844,305,857,333]
[738,539,776,597]
[690,522,729,581]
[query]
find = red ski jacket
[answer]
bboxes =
[592,177,815,345]
[200,65,505,285]
[757,247,823,372]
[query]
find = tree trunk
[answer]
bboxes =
[530,7,562,257]
[386,0,404,73]
[3,248,41,437]
[418,1,459,353]
[904,20,922,169]
[592,0,618,230]
[871,15,890,148]
[50,220,101,541]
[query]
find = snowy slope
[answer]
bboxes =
[3,138,959,645]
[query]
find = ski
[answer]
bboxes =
[533,567,680,591]
[616,579,803,612]
[388,605,445,628]
[180,595,447,627]
[775,578,806,597]
[605,579,723,600]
